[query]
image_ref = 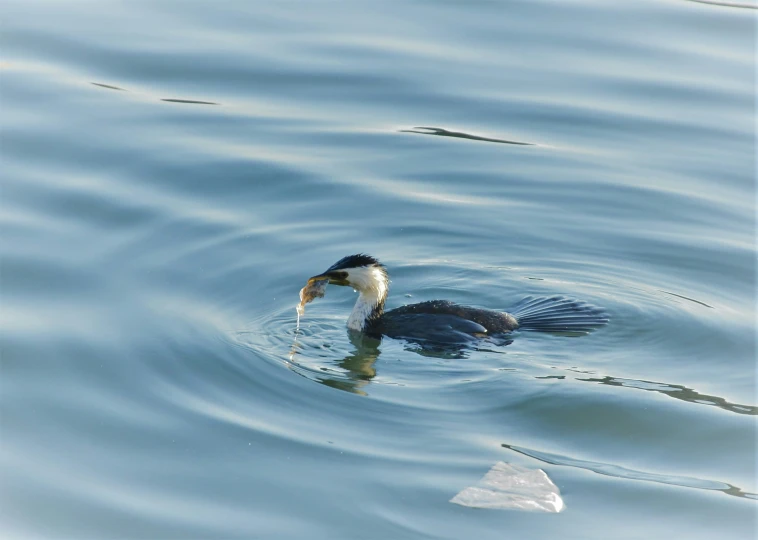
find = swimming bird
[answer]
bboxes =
[305,254,607,343]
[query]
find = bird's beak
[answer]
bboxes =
[309,272,348,286]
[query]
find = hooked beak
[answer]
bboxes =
[308,271,348,286]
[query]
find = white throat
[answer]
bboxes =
[345,266,388,331]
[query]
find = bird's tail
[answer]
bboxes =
[510,296,608,335]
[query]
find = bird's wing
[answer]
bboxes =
[379,313,487,343]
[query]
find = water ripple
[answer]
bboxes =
[3,0,754,536]
[502,444,757,500]
[90,81,126,91]
[400,126,534,146]
[575,375,757,415]
[683,0,757,9]
[161,98,219,105]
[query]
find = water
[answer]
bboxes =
[1,0,756,538]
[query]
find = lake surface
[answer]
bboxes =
[2,0,756,538]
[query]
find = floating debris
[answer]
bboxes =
[451,462,564,512]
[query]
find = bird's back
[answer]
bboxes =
[367,300,519,341]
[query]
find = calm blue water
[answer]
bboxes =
[2,0,756,538]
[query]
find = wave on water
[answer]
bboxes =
[161,98,219,105]
[502,444,757,500]
[399,126,535,146]
[574,375,757,415]
[682,0,757,9]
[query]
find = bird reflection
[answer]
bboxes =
[314,332,381,395]
[290,325,756,415]
[576,375,757,416]
[290,330,513,395]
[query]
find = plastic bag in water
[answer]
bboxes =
[450,462,564,512]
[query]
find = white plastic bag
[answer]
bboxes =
[450,462,564,512]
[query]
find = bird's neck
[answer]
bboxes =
[347,282,388,332]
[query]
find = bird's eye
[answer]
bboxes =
[339,272,348,279]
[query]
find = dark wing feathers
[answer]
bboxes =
[375,300,519,338]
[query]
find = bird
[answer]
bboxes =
[304,254,608,344]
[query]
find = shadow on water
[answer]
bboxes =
[502,443,758,500]
[575,375,757,415]
[399,126,534,146]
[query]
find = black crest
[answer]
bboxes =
[327,253,383,272]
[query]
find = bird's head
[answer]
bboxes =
[308,254,389,295]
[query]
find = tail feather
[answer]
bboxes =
[510,296,608,335]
